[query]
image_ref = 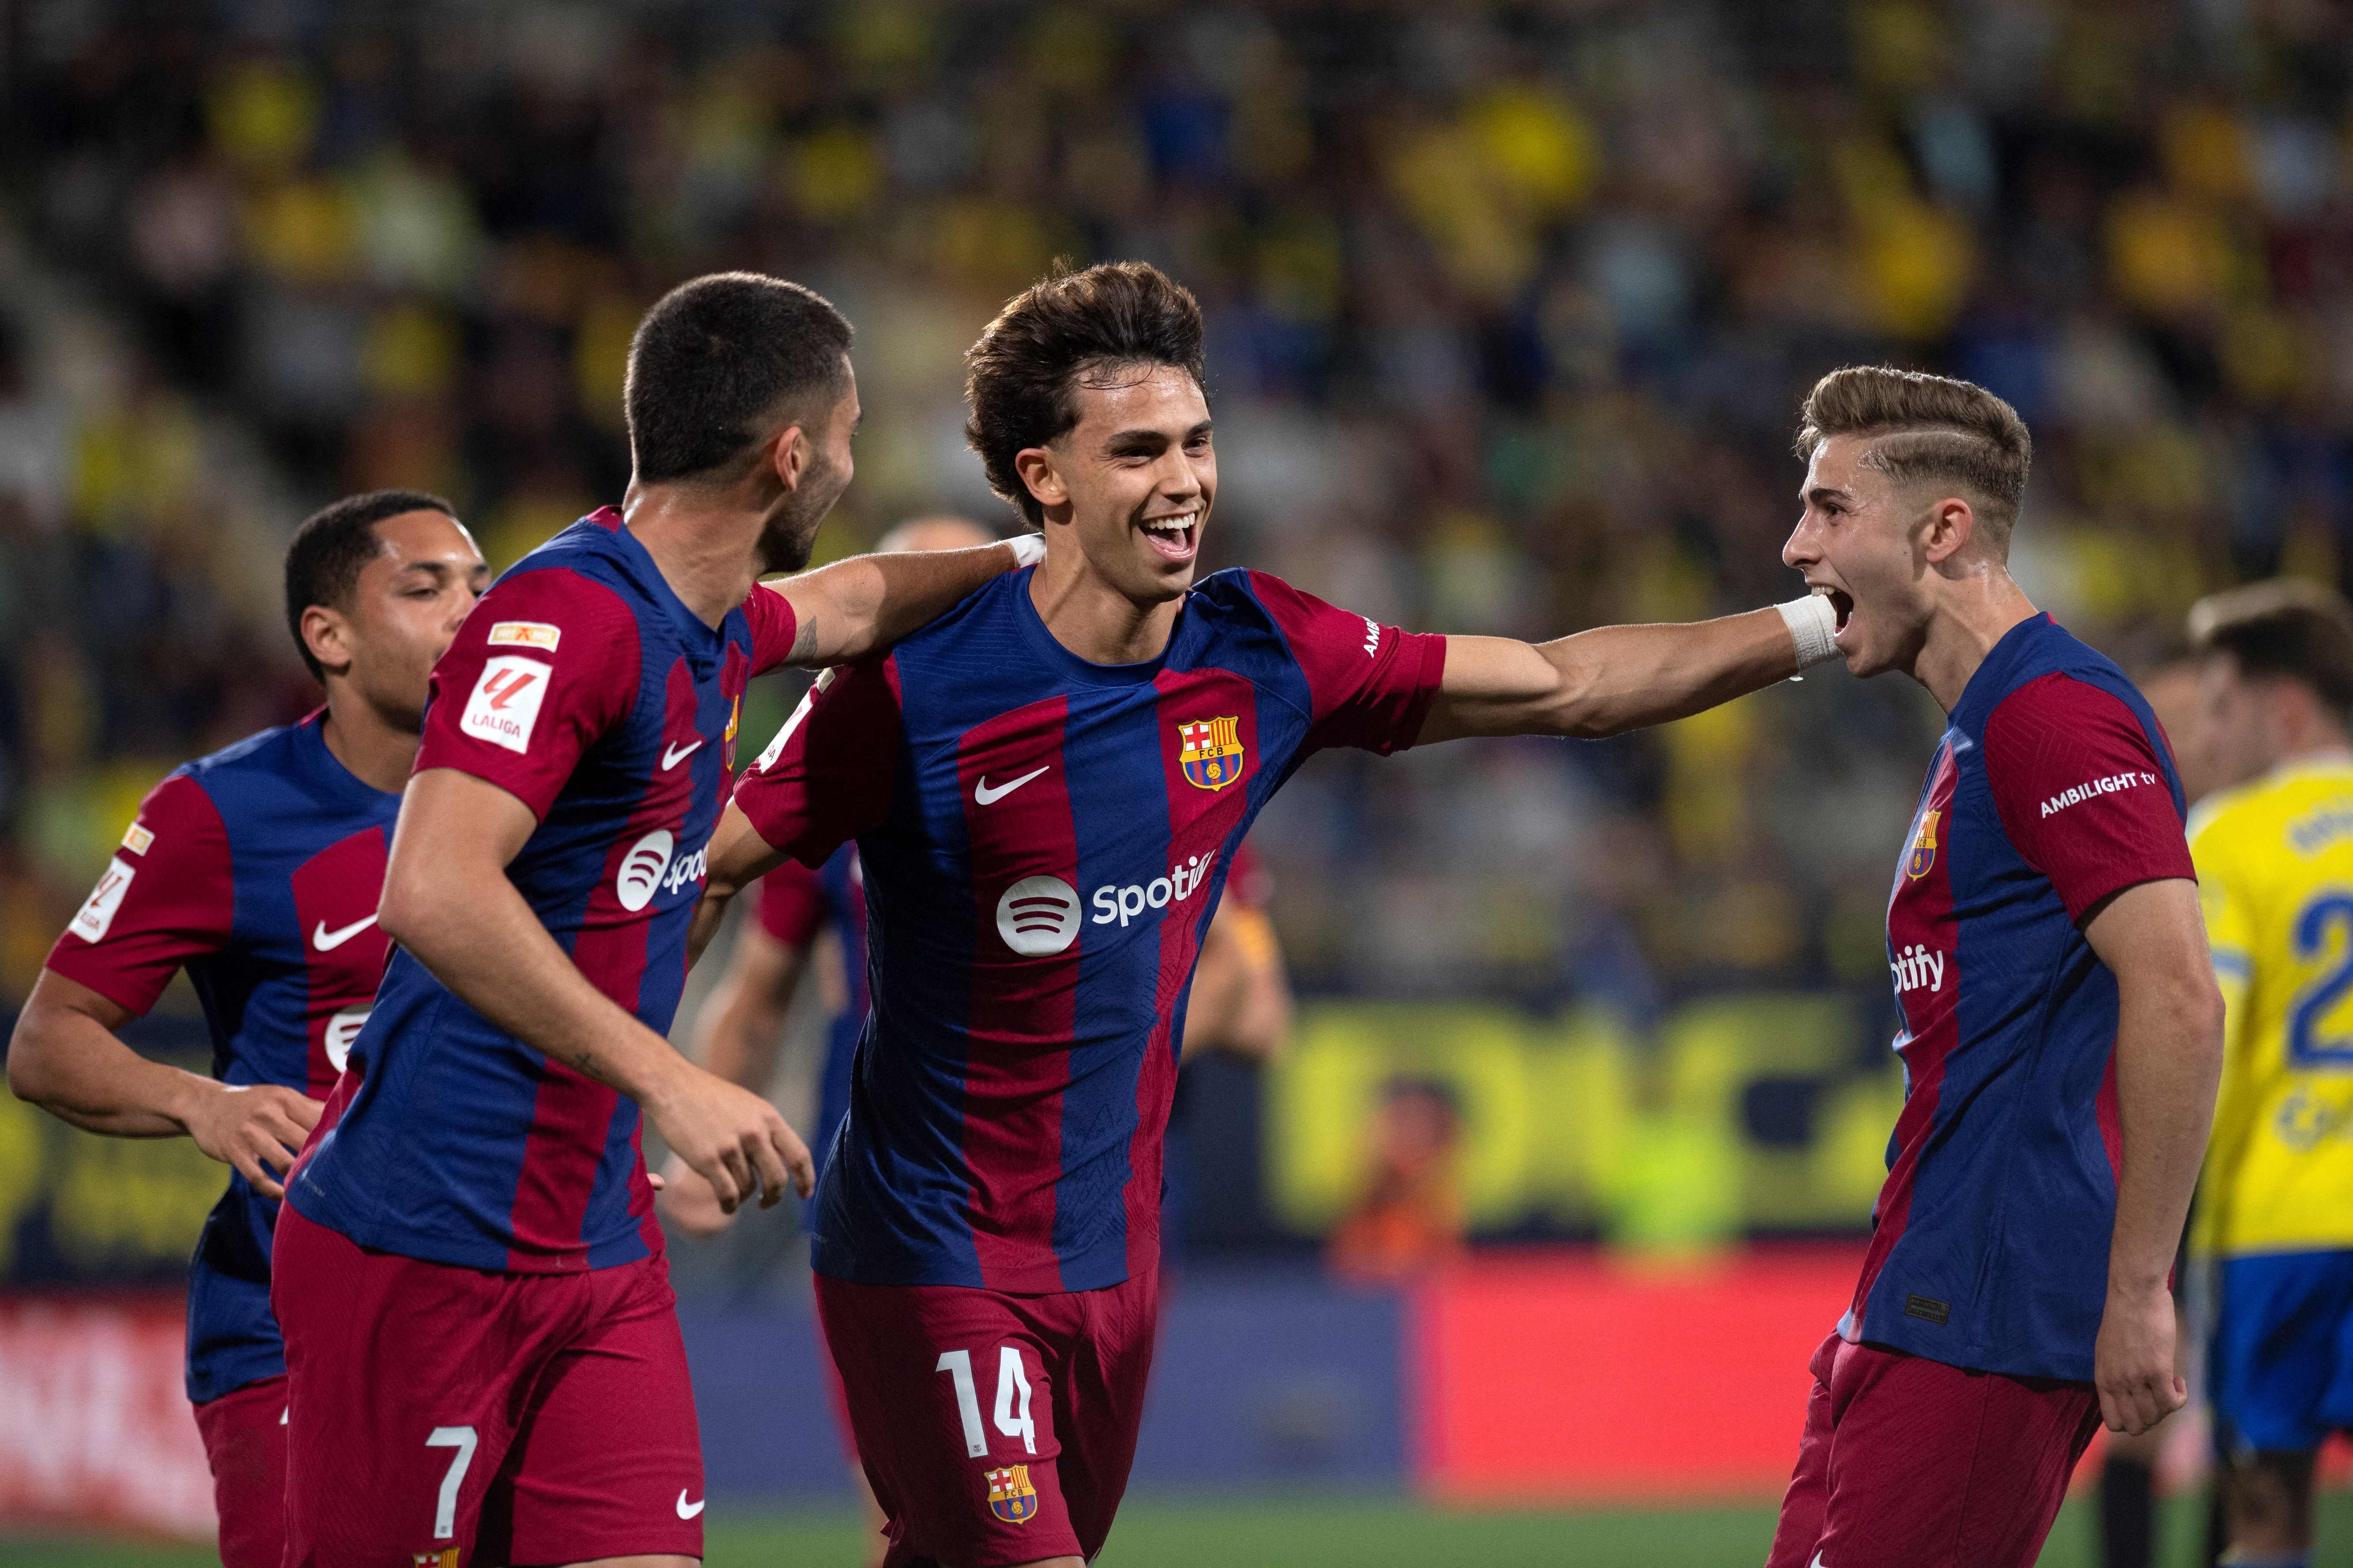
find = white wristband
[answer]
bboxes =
[1008,533,1046,568]
[1775,594,1841,671]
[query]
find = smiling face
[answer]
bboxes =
[1781,432,1945,679]
[309,509,489,731]
[1019,363,1214,607]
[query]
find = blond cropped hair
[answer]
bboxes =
[1795,366,2033,556]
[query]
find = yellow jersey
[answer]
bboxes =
[2189,755,2353,1257]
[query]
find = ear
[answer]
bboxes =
[301,603,354,679]
[766,424,810,492]
[1012,446,1066,515]
[1920,496,1977,566]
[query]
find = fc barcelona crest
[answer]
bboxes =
[1179,716,1245,792]
[986,1464,1039,1524]
[1906,808,1941,880]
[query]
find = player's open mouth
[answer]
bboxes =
[1814,584,1855,643]
[1140,510,1199,563]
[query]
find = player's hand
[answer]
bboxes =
[655,1151,736,1238]
[179,1081,321,1200]
[2094,1281,2184,1435]
[646,1063,815,1214]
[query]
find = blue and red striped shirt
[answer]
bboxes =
[46,713,397,1402]
[1847,614,2195,1381]
[288,509,797,1273]
[733,566,1444,1293]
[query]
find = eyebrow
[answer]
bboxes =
[1105,419,1213,449]
[1804,484,1853,507]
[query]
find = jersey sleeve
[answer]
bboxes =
[732,657,903,867]
[756,859,828,947]
[1245,571,1447,755]
[414,568,643,819]
[1982,673,2198,922]
[744,582,801,675]
[44,773,235,1015]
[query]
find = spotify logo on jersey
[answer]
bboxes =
[324,1006,370,1073]
[616,829,675,912]
[996,876,1080,956]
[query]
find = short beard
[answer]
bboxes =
[755,454,838,576]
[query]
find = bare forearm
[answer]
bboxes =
[1545,610,1798,738]
[6,987,208,1138]
[1424,608,1800,743]
[686,889,734,968]
[2109,981,2223,1292]
[697,990,790,1090]
[784,541,1022,664]
[385,873,683,1105]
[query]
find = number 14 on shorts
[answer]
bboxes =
[936,1347,1036,1457]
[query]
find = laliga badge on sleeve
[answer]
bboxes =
[71,856,137,942]
[461,656,552,754]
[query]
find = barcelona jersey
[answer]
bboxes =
[733,566,1444,1294]
[2188,756,2353,1257]
[288,509,797,1273]
[1852,614,2195,1382]
[45,713,398,1403]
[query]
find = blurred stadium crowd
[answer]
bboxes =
[4,0,2352,1031]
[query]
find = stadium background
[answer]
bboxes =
[1,0,2350,1561]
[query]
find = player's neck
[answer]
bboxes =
[1027,548,1182,665]
[318,689,420,795]
[621,483,765,628]
[1908,569,2039,713]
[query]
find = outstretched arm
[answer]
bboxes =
[1417,598,1837,743]
[770,535,1042,666]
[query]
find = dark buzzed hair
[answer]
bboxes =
[2189,579,2353,715]
[284,489,455,680]
[624,272,855,484]
[1795,366,2034,556]
[964,260,1207,526]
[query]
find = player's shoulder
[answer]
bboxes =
[1977,646,2149,753]
[2192,761,2353,853]
[176,717,317,799]
[470,546,645,660]
[1184,567,1358,646]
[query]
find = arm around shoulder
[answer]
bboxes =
[768,535,1039,668]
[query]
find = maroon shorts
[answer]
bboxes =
[1765,1331,2102,1568]
[191,1373,287,1568]
[271,1204,704,1567]
[816,1267,1159,1568]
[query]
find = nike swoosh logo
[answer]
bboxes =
[974,765,1050,806]
[675,1489,705,1519]
[312,915,378,952]
[662,739,705,770]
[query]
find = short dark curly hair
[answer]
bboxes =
[625,272,853,484]
[284,489,455,680]
[964,261,1206,527]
